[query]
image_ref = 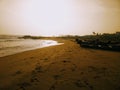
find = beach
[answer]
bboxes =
[0,38,120,90]
[0,35,60,57]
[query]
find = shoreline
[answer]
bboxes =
[0,39,63,58]
[0,38,120,90]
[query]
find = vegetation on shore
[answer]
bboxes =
[78,32,120,43]
[58,32,120,42]
[18,35,45,39]
[19,32,120,43]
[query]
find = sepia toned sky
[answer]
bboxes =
[0,0,120,36]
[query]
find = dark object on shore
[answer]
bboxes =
[76,38,120,51]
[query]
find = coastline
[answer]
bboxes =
[0,39,62,57]
[0,38,120,90]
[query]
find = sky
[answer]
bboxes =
[0,0,120,36]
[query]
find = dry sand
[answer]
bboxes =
[0,38,120,90]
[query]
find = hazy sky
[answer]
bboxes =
[0,0,120,36]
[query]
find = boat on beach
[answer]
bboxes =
[76,38,120,51]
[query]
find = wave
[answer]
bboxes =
[0,39,60,57]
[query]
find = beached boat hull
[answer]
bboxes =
[76,39,120,51]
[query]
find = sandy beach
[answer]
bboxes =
[0,38,120,90]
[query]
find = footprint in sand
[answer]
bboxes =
[61,60,77,72]
[35,65,43,73]
[16,70,22,74]
[53,75,62,80]
[30,57,34,59]
[30,77,39,83]
[74,80,93,90]
[32,63,44,74]
[13,70,22,76]
[17,82,31,90]
[87,66,108,77]
[49,84,56,90]
[60,69,66,72]
[74,80,86,88]
[62,60,71,63]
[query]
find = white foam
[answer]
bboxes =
[0,39,63,57]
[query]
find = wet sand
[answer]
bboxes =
[0,38,120,90]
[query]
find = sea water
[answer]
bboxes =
[0,35,60,57]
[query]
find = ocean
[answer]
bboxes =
[0,35,59,57]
